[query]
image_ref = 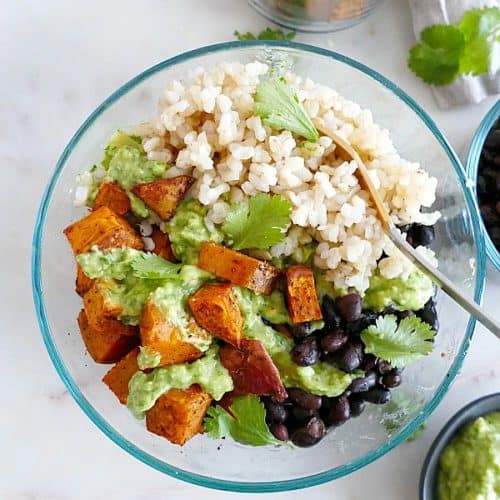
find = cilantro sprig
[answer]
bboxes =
[253,77,319,142]
[77,247,181,280]
[204,395,282,446]
[234,28,296,41]
[222,193,292,251]
[408,7,500,85]
[360,315,435,368]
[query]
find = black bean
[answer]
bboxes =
[417,298,439,332]
[485,128,500,149]
[397,310,415,320]
[264,399,288,424]
[335,342,364,372]
[349,370,377,393]
[270,423,289,441]
[289,322,314,338]
[291,417,326,447]
[334,293,362,322]
[361,354,378,371]
[290,406,318,424]
[327,396,350,427]
[321,295,341,329]
[381,370,402,389]
[349,395,366,417]
[261,317,274,327]
[408,223,435,247]
[321,330,348,353]
[344,310,378,336]
[363,386,392,405]
[291,337,320,366]
[287,388,322,410]
[377,360,393,375]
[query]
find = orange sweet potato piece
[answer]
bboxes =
[151,227,176,262]
[220,339,287,401]
[76,264,95,296]
[83,281,137,336]
[93,181,131,215]
[198,242,280,295]
[131,176,194,221]
[146,385,212,445]
[188,283,242,347]
[64,206,143,255]
[102,347,140,403]
[77,310,139,364]
[140,300,209,366]
[285,265,323,324]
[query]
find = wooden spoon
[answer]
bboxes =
[316,123,500,337]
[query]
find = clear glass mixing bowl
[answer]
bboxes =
[32,41,486,492]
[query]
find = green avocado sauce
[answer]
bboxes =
[234,287,354,397]
[87,131,169,217]
[363,269,433,311]
[137,346,161,370]
[165,199,223,264]
[127,346,234,418]
[438,412,500,500]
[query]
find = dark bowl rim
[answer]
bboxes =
[419,392,500,500]
[31,40,486,492]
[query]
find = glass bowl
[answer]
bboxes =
[32,41,486,492]
[248,0,384,33]
[466,99,500,270]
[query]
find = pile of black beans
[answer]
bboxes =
[476,119,500,249]
[264,291,439,447]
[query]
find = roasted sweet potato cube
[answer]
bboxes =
[220,339,287,401]
[188,283,242,346]
[93,181,131,215]
[285,265,323,324]
[151,227,176,262]
[146,385,212,445]
[63,206,143,255]
[198,242,280,295]
[77,310,139,364]
[102,347,139,403]
[76,264,95,296]
[83,281,137,336]
[131,176,194,221]
[140,300,209,366]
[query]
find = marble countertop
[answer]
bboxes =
[1,0,499,498]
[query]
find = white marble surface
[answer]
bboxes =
[1,0,499,498]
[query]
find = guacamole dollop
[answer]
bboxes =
[363,269,433,311]
[438,412,500,500]
[165,199,223,264]
[127,346,234,418]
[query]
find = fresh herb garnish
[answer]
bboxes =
[253,77,319,142]
[222,193,292,250]
[408,7,500,85]
[360,315,435,368]
[77,248,181,280]
[234,28,296,41]
[204,395,282,446]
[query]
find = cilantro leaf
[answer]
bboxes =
[408,6,500,85]
[253,78,319,142]
[408,25,465,85]
[130,253,181,279]
[360,315,435,368]
[204,395,281,446]
[222,193,292,250]
[234,28,296,41]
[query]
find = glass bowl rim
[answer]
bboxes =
[466,99,500,270]
[31,40,486,493]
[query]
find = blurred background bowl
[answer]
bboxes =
[466,100,500,271]
[32,41,485,492]
[419,392,500,500]
[248,0,384,32]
